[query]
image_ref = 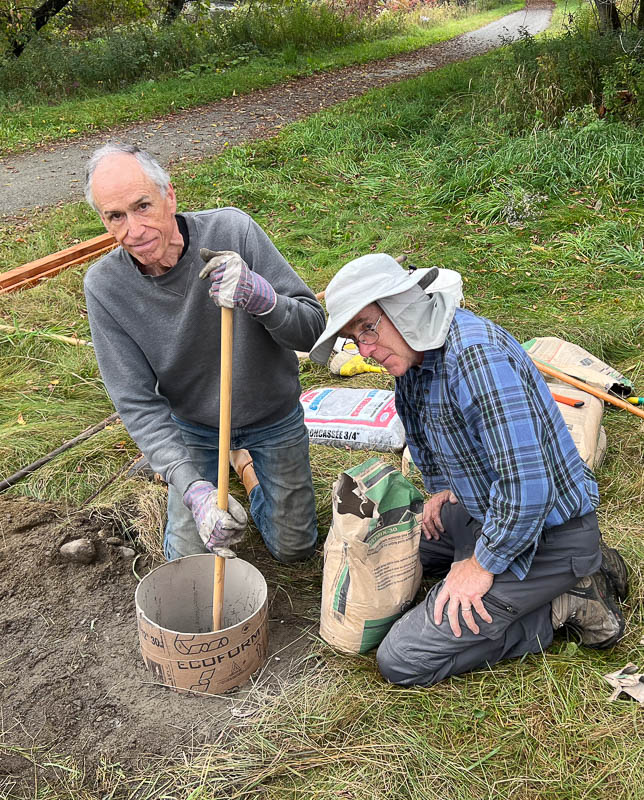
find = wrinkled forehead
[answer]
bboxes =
[93,154,160,198]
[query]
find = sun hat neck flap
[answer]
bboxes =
[309,253,458,364]
[379,284,457,353]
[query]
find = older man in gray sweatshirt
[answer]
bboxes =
[83,143,323,563]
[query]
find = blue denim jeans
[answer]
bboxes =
[164,404,318,563]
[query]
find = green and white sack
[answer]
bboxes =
[320,457,423,654]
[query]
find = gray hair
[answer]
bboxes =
[84,142,171,211]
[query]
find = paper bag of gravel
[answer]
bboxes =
[320,457,423,654]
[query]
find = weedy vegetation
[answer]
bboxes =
[0,0,520,153]
[1,1,643,798]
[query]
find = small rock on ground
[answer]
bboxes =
[59,538,96,564]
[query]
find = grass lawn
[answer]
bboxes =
[1,13,643,800]
[0,1,524,155]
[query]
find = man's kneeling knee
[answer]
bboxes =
[375,635,429,687]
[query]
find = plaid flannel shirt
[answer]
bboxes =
[396,308,599,579]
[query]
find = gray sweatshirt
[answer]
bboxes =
[84,208,325,496]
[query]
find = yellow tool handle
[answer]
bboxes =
[213,306,234,631]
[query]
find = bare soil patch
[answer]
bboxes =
[0,495,321,793]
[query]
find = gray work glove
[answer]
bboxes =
[183,480,247,550]
[198,249,277,315]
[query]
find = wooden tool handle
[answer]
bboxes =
[212,306,234,631]
[212,556,226,631]
[534,360,644,420]
[217,307,234,508]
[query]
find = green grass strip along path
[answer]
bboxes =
[0,3,523,155]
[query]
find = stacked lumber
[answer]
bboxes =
[0,233,116,294]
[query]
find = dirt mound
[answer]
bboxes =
[0,495,319,791]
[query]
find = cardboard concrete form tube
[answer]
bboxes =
[135,554,268,695]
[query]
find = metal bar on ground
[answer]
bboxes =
[0,412,120,492]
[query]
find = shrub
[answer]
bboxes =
[492,10,644,127]
[0,0,405,103]
[601,52,644,121]
[222,0,403,51]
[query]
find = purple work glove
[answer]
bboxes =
[183,480,247,550]
[198,249,277,316]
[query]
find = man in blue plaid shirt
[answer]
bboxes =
[311,253,627,687]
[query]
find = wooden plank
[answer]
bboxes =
[0,233,116,293]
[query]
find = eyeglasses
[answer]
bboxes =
[355,312,383,345]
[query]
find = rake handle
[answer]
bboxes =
[533,360,644,420]
[213,306,234,631]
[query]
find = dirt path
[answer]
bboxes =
[0,2,553,219]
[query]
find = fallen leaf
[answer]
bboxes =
[17,413,26,425]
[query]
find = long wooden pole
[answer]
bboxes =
[0,233,116,294]
[212,307,234,631]
[0,412,120,492]
[0,322,92,347]
[532,359,644,421]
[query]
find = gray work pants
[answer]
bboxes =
[376,502,602,687]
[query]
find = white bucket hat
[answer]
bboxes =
[310,253,460,365]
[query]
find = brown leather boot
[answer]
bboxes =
[229,449,259,495]
[551,570,624,649]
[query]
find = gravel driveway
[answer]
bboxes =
[0,2,552,218]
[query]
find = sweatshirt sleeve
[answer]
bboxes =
[84,282,202,496]
[239,216,325,351]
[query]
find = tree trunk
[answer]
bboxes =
[163,0,187,25]
[637,0,644,29]
[594,0,621,31]
[8,0,72,57]
[32,0,73,31]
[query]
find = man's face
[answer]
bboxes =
[341,303,423,377]
[91,154,178,267]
